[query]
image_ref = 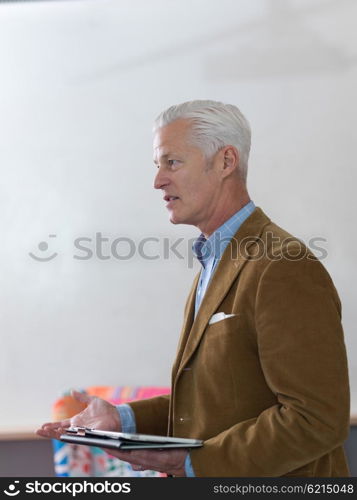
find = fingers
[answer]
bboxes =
[40,419,71,430]
[102,448,135,464]
[103,448,159,469]
[71,389,93,405]
[36,419,71,439]
[36,390,93,441]
[132,464,146,471]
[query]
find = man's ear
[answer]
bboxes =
[222,146,239,178]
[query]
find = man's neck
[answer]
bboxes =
[200,194,251,238]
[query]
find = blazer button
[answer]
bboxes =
[179,417,185,423]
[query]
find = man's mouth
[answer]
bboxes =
[164,195,180,202]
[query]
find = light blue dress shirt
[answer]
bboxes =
[193,200,256,314]
[117,200,256,476]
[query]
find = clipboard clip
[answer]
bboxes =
[66,426,92,436]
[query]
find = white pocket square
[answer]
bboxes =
[209,312,237,325]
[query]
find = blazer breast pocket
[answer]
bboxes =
[203,313,240,346]
[195,314,240,410]
[208,312,238,325]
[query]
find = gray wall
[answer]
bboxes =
[0,440,54,477]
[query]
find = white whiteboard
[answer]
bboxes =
[0,0,356,430]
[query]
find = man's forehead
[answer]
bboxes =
[153,131,181,150]
[153,135,187,160]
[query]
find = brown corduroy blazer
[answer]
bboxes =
[129,207,350,476]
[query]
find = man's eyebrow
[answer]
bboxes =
[153,153,179,164]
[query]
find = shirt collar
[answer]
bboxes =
[192,200,256,268]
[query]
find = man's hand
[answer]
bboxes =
[103,448,188,477]
[36,390,121,440]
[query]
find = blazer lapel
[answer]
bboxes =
[173,207,270,384]
[170,272,199,383]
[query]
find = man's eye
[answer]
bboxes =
[168,159,180,167]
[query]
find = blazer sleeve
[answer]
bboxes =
[189,251,350,476]
[128,395,170,436]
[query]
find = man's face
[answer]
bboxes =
[153,119,222,232]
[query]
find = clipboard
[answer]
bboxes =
[60,427,203,450]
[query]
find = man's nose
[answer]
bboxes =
[154,168,169,190]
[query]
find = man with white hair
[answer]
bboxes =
[38,100,350,477]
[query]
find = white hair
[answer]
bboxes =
[153,99,251,183]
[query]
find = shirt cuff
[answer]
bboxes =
[184,453,195,477]
[116,404,137,434]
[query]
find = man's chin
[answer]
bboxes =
[169,214,194,227]
[169,216,181,225]
[168,212,181,225]
[168,209,195,226]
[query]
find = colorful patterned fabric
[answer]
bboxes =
[52,386,170,477]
